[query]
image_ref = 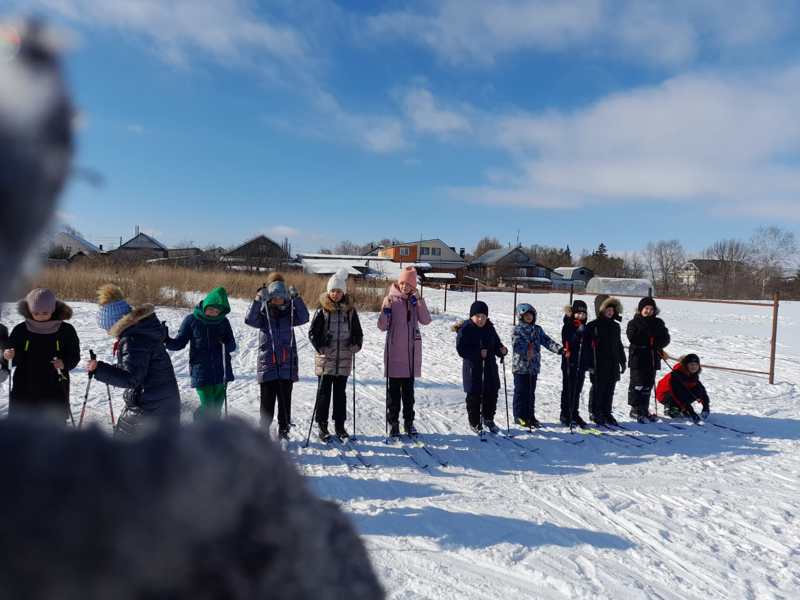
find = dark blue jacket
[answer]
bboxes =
[245,298,309,383]
[561,315,594,375]
[456,319,504,395]
[94,307,180,418]
[165,307,236,388]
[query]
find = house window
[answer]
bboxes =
[399,247,410,257]
[420,247,430,255]
[432,248,441,256]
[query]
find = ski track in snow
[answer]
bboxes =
[2,291,799,599]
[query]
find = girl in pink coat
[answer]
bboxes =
[377,267,432,437]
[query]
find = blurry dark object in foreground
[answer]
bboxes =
[0,19,383,600]
[0,20,73,299]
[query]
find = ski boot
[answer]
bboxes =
[389,422,401,438]
[514,417,529,427]
[317,422,332,442]
[573,415,588,429]
[404,421,418,436]
[484,420,500,434]
[469,422,484,435]
[335,422,350,440]
[278,427,290,441]
[605,414,619,427]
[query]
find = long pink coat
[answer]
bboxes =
[377,283,432,378]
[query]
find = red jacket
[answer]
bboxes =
[655,362,709,410]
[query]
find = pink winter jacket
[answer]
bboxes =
[377,283,432,378]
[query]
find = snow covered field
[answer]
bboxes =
[2,289,799,599]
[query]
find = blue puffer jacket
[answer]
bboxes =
[455,319,504,395]
[511,322,561,375]
[245,298,309,383]
[94,305,181,418]
[165,307,236,388]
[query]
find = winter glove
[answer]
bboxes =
[382,307,392,318]
[409,295,418,306]
[557,347,565,356]
[288,286,300,299]
[256,287,268,302]
[499,345,508,356]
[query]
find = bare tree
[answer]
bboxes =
[749,226,798,296]
[701,238,753,297]
[644,240,685,295]
[472,236,502,259]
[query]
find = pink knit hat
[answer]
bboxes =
[398,266,417,290]
[26,288,56,314]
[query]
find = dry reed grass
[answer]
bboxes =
[27,265,389,312]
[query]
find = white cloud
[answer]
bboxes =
[266,225,300,239]
[266,89,410,154]
[402,87,472,136]
[452,65,800,219]
[31,0,311,78]
[367,0,796,68]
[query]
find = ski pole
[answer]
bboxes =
[78,349,96,428]
[106,382,115,427]
[304,375,323,448]
[221,340,228,418]
[501,355,510,435]
[352,352,357,441]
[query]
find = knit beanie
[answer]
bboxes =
[398,266,417,290]
[26,288,56,314]
[470,301,489,317]
[327,268,349,293]
[96,284,132,332]
[571,300,588,314]
[638,297,657,313]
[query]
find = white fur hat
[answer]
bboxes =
[327,268,349,293]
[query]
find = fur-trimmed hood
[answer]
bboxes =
[318,292,355,314]
[17,299,72,321]
[597,297,623,321]
[452,318,494,333]
[109,304,157,338]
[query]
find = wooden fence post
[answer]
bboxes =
[769,291,780,384]
[443,283,448,313]
[474,278,478,301]
[569,283,574,306]
[513,282,519,325]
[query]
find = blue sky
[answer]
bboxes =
[9,1,800,257]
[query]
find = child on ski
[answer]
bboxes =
[454,301,508,434]
[165,287,236,420]
[2,288,80,421]
[511,303,562,428]
[245,273,309,440]
[377,266,432,437]
[88,284,181,433]
[308,268,363,441]
[560,299,594,428]
[626,297,670,423]
[587,295,626,426]
[655,354,710,423]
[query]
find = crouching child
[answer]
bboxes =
[655,353,710,423]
